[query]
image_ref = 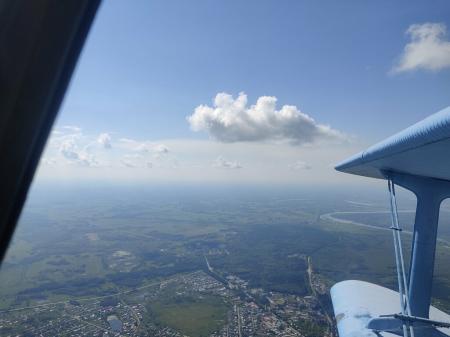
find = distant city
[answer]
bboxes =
[0,267,331,337]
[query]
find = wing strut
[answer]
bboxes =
[388,179,414,337]
[367,173,450,337]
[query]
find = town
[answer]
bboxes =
[0,257,334,337]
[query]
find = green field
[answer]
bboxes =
[147,295,229,337]
[2,186,450,317]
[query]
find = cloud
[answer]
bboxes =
[45,128,174,170]
[59,138,98,167]
[41,157,57,166]
[154,144,169,154]
[50,130,63,136]
[97,133,112,149]
[61,125,82,133]
[59,138,79,160]
[212,156,243,169]
[121,160,136,168]
[393,22,450,73]
[120,154,143,168]
[187,92,346,145]
[39,135,365,185]
[289,160,312,170]
[77,153,98,167]
[119,138,169,155]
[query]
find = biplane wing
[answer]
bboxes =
[332,106,450,337]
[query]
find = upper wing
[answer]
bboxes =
[336,106,450,181]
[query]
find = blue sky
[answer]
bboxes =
[39,0,450,185]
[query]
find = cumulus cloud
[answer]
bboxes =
[62,125,82,133]
[97,133,112,149]
[50,130,63,136]
[121,154,141,168]
[212,156,243,169]
[121,160,136,168]
[289,160,312,170]
[42,126,180,171]
[188,92,346,145]
[59,138,98,167]
[41,157,57,166]
[60,138,79,160]
[77,153,98,167]
[154,144,169,154]
[119,154,155,169]
[119,138,169,155]
[393,22,450,73]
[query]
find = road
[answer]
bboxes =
[205,255,213,272]
[236,305,242,337]
[306,256,334,334]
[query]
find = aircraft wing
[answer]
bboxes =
[331,106,450,337]
[336,106,450,181]
[331,280,450,337]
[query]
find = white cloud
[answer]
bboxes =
[121,160,136,168]
[188,92,346,145]
[77,152,98,167]
[154,144,169,154]
[289,160,312,170]
[124,153,143,160]
[59,138,79,160]
[44,128,174,170]
[38,136,367,186]
[119,154,144,168]
[212,156,243,169]
[41,157,57,166]
[119,138,169,155]
[61,125,82,133]
[393,22,450,73]
[59,137,98,167]
[97,133,112,149]
[50,130,63,136]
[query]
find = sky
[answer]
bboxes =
[36,0,450,186]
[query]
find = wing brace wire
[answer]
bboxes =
[380,179,414,337]
[369,180,450,336]
[388,179,414,337]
